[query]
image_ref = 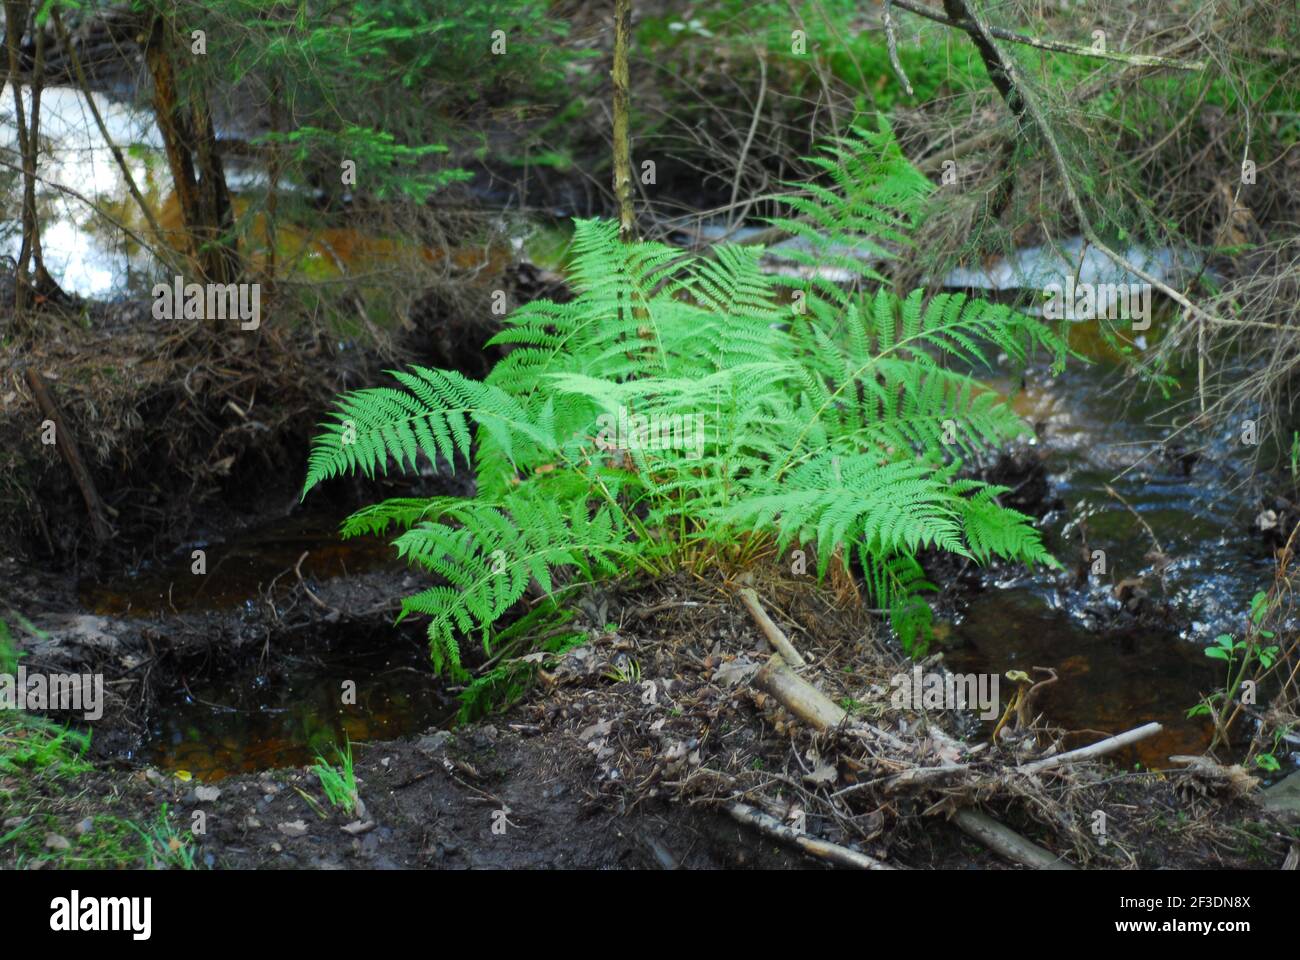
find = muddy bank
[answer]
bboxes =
[4,726,809,870]
[4,562,1296,870]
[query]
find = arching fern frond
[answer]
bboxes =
[391,493,636,676]
[302,366,554,495]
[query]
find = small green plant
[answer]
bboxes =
[312,739,362,816]
[603,656,641,685]
[1189,591,1283,752]
[1255,752,1281,773]
[130,804,198,870]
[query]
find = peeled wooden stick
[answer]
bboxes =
[737,584,807,667]
[883,720,1164,792]
[754,654,838,726]
[1019,722,1162,775]
[950,809,1076,870]
[726,802,895,870]
[754,654,910,752]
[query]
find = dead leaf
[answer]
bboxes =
[277,820,309,837]
[577,719,612,742]
[803,758,838,786]
[714,656,760,688]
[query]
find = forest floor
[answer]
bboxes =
[4,546,1296,870]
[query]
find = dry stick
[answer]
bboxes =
[611,0,635,243]
[887,0,1205,70]
[883,1,914,96]
[1102,483,1165,556]
[25,368,113,542]
[1018,721,1162,775]
[950,809,1075,870]
[727,53,767,231]
[50,6,180,274]
[737,580,807,667]
[884,719,1165,790]
[755,653,843,726]
[294,550,339,615]
[726,801,895,870]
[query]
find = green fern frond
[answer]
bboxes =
[391,492,635,676]
[302,366,554,496]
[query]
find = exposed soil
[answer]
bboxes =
[4,554,1296,870]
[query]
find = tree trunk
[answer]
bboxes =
[190,85,239,284]
[611,0,635,243]
[5,0,33,312]
[26,5,65,302]
[144,12,239,286]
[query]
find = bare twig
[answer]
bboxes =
[883,2,914,96]
[726,801,895,869]
[738,580,807,667]
[950,808,1076,869]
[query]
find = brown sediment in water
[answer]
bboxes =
[942,590,1220,769]
[79,515,399,617]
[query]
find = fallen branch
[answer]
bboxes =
[883,1,914,96]
[737,580,807,667]
[25,368,112,542]
[1019,721,1162,775]
[294,550,342,619]
[754,653,840,726]
[726,801,895,870]
[950,808,1075,870]
[884,720,1164,792]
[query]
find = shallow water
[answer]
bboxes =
[940,319,1287,767]
[79,515,397,617]
[135,642,454,781]
[83,515,454,780]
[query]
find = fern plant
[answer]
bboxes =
[302,119,1065,675]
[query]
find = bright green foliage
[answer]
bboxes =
[169,0,579,205]
[0,617,91,777]
[311,740,361,816]
[302,122,1064,674]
